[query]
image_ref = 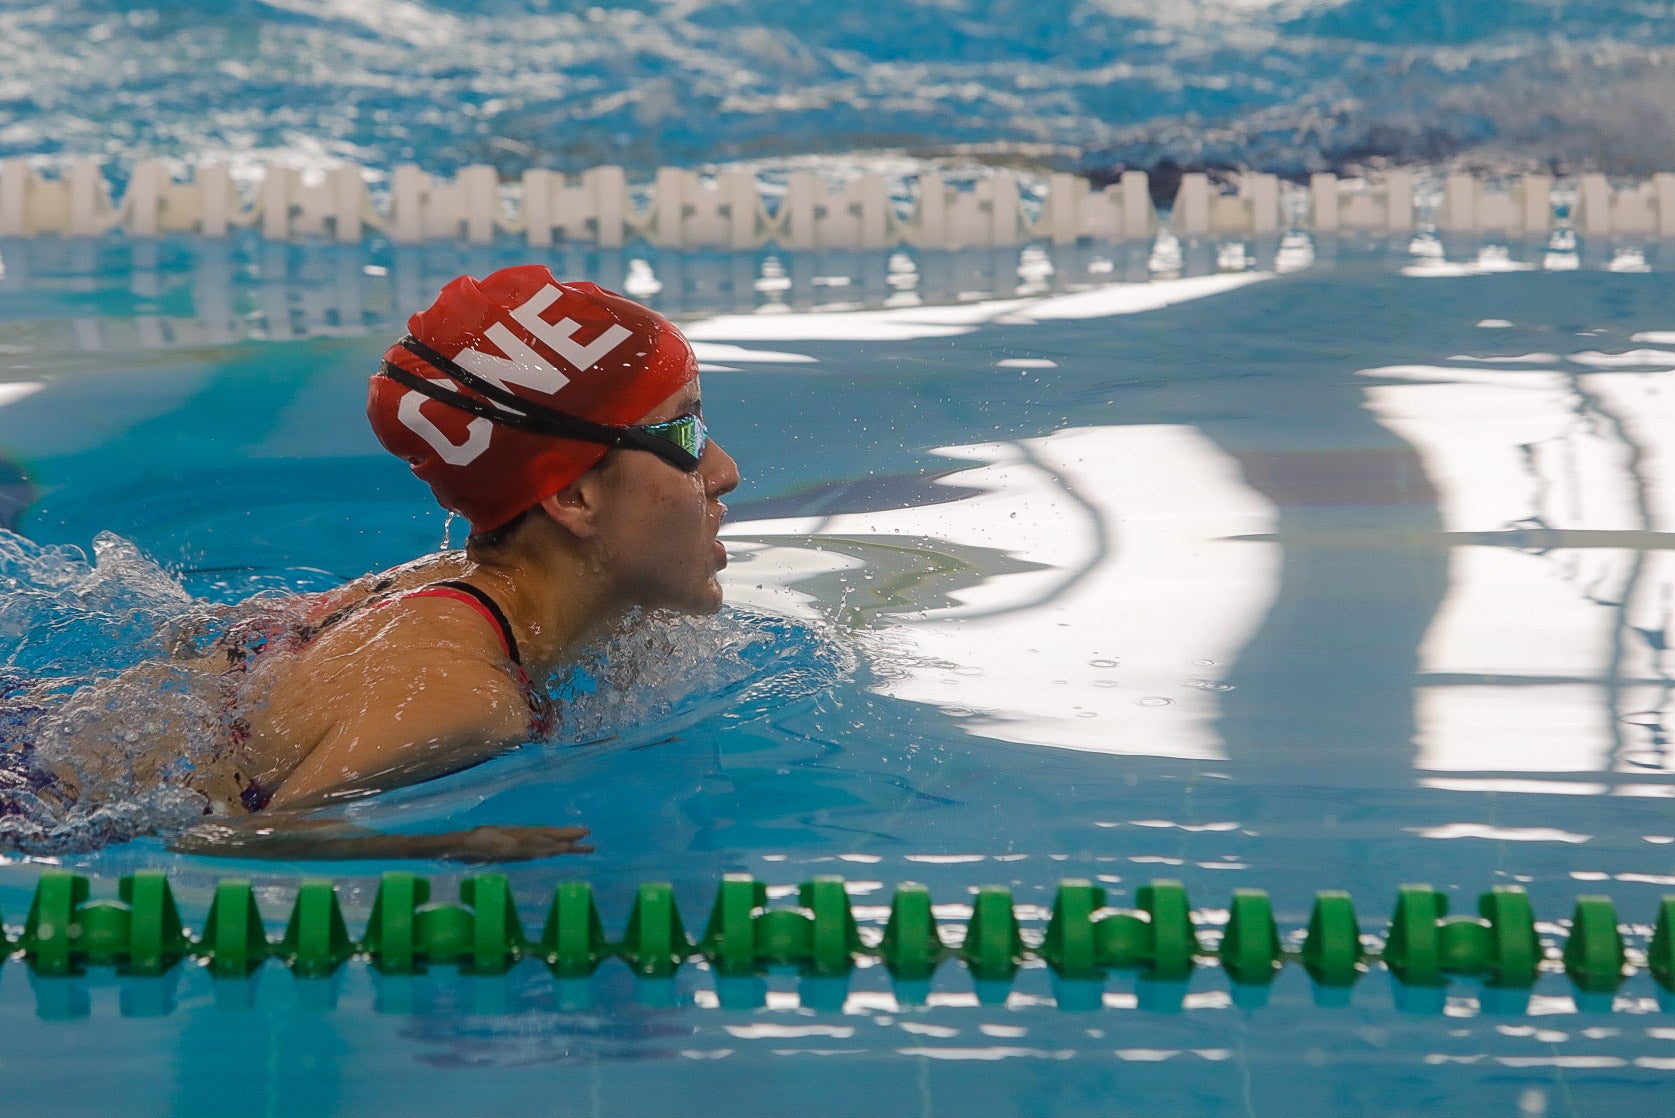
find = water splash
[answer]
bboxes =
[544,607,856,748]
[0,531,231,852]
[0,530,854,852]
[0,530,193,676]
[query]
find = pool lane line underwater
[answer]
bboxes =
[5,871,1674,1016]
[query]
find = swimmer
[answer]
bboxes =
[146,266,737,860]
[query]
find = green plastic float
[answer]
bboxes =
[5,869,1674,1014]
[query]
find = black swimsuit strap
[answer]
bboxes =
[426,580,523,666]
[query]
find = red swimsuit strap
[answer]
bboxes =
[384,583,553,736]
[369,583,519,663]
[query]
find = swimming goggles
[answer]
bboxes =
[381,336,708,472]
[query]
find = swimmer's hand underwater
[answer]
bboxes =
[171,817,592,862]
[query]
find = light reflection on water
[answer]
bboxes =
[0,234,1221,354]
[1361,352,1675,790]
[711,266,1675,797]
[726,423,1278,760]
[0,233,1657,356]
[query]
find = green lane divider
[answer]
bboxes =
[4,871,1675,1010]
[277,880,355,978]
[1302,891,1364,986]
[880,883,944,980]
[1385,884,1447,986]
[199,879,269,977]
[1221,888,1283,985]
[803,876,865,977]
[962,885,1027,981]
[619,882,691,976]
[122,872,190,977]
[1041,880,1103,980]
[1564,896,1627,993]
[21,872,90,977]
[539,881,612,976]
[1480,886,1542,988]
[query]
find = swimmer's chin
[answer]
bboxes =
[641,571,727,616]
[691,575,728,616]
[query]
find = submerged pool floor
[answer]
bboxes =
[2,234,1674,1114]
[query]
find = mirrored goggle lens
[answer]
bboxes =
[642,414,707,462]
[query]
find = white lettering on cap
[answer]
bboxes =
[454,285,633,401]
[510,286,634,373]
[398,384,492,466]
[396,283,634,467]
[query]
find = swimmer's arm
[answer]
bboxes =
[169,814,590,862]
[265,655,536,811]
[169,657,587,862]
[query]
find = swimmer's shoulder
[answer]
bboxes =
[252,607,534,810]
[279,582,532,735]
[326,552,470,608]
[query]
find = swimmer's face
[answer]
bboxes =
[589,378,739,615]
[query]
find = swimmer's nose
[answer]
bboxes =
[703,440,740,502]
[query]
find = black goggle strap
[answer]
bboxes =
[380,336,700,471]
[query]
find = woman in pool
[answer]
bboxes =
[168,265,738,860]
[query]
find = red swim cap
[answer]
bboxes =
[367,265,698,533]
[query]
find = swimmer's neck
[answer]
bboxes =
[459,513,634,676]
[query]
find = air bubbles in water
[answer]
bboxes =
[0,530,191,675]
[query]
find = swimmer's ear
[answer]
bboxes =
[537,483,600,539]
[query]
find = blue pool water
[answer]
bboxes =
[2,231,1675,1113]
[9,1,1675,178]
[10,1,1675,1112]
